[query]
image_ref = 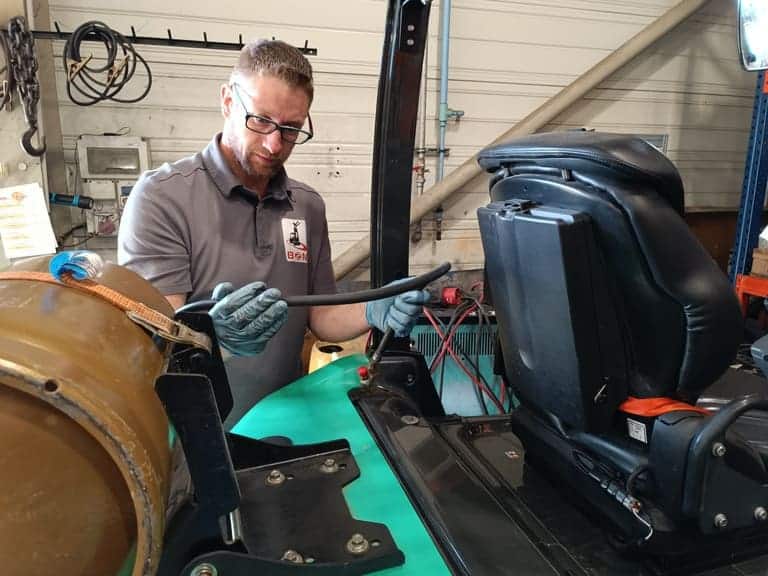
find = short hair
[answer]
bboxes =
[231,39,314,103]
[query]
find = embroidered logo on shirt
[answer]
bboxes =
[281,218,308,263]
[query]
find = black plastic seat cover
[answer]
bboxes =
[479,131,684,216]
[479,131,743,403]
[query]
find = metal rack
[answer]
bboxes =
[25,21,317,54]
[730,71,768,282]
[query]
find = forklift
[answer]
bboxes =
[3,1,768,575]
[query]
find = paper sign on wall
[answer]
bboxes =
[0,183,58,259]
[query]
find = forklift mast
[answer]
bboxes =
[369,0,431,287]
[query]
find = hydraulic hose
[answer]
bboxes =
[176,262,451,314]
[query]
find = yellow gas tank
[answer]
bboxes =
[308,334,368,373]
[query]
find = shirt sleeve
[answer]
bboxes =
[310,200,337,296]
[117,172,193,296]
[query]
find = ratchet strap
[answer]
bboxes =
[0,270,211,353]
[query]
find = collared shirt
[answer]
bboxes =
[118,133,336,427]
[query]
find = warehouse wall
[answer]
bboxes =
[43,0,756,276]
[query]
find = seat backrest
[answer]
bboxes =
[478,131,743,405]
[478,200,629,431]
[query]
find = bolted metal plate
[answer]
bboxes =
[235,449,403,573]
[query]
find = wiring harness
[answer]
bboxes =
[422,283,508,414]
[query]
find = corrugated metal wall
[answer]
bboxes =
[47,0,756,276]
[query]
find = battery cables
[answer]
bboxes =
[422,284,508,414]
[64,21,151,106]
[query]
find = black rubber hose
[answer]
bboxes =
[176,262,451,314]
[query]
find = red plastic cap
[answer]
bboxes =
[357,366,370,380]
[442,286,461,306]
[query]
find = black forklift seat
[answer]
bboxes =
[477,131,768,551]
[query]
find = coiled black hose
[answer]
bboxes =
[63,21,151,106]
[176,262,451,314]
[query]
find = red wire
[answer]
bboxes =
[469,280,484,303]
[466,282,508,409]
[446,340,505,413]
[423,306,505,413]
[429,303,477,372]
[466,283,508,409]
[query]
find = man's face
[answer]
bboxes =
[221,74,311,182]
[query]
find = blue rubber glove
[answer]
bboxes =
[365,281,431,337]
[209,281,288,356]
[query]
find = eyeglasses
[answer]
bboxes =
[231,83,314,145]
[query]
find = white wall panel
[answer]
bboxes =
[47,0,757,275]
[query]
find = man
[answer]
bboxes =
[118,40,428,428]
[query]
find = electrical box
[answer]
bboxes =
[76,135,150,236]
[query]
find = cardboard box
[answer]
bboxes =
[752,249,768,277]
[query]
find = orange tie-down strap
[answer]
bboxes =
[620,396,709,418]
[0,271,211,353]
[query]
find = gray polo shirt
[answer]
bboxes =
[118,133,337,427]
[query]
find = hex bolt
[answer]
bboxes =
[281,549,304,564]
[712,442,727,457]
[755,507,768,522]
[320,458,339,474]
[266,469,286,486]
[346,532,370,555]
[190,563,217,576]
[713,513,728,529]
[401,415,419,425]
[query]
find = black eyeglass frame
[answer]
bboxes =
[231,82,314,145]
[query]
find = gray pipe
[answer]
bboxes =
[333,0,711,280]
[437,0,452,183]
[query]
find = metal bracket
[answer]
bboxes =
[415,146,447,157]
[447,108,465,121]
[155,328,404,575]
[399,0,430,53]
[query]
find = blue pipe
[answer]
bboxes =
[730,71,768,283]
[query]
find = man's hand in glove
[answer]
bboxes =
[365,281,431,337]
[209,281,288,356]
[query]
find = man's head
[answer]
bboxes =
[220,40,314,191]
